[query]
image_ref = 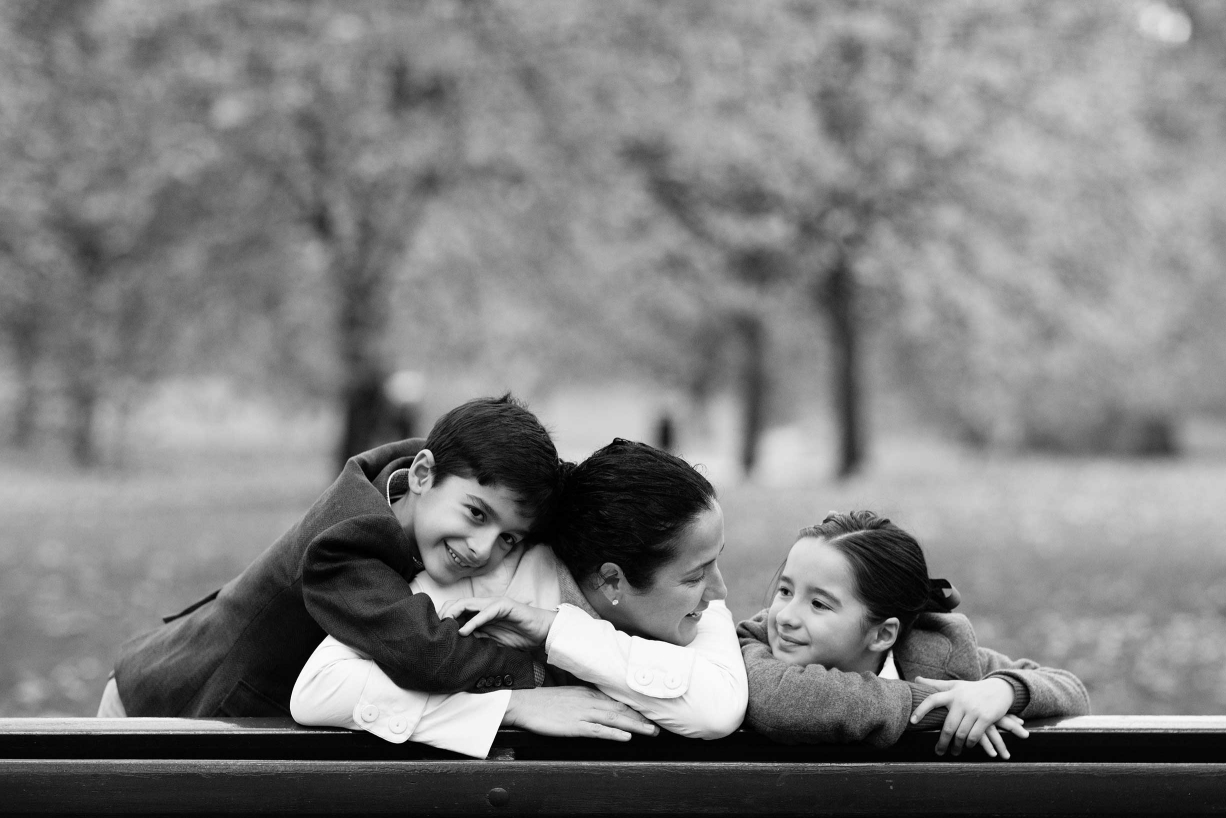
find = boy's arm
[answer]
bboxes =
[977,647,1091,719]
[736,611,932,747]
[301,514,538,693]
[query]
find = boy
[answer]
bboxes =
[100,394,560,717]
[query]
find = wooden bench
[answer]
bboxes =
[3,716,1225,816]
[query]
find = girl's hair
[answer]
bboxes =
[551,439,717,590]
[787,510,959,641]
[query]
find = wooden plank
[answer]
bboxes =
[5,716,1226,763]
[3,759,1226,816]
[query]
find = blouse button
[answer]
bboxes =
[360,704,379,724]
[389,716,407,735]
[634,668,654,686]
[664,673,682,690]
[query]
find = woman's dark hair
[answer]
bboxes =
[785,510,958,641]
[551,439,717,589]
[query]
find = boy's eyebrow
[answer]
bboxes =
[467,495,501,522]
[468,494,530,535]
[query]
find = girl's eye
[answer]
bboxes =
[500,533,520,547]
[775,586,792,599]
[810,598,828,612]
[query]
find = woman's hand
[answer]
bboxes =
[438,596,557,650]
[503,687,660,741]
[912,677,1025,759]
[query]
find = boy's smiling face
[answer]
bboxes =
[393,450,534,584]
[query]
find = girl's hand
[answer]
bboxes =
[437,596,557,650]
[911,677,1018,758]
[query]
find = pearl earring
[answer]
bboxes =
[612,598,619,606]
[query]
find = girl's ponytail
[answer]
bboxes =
[926,577,961,612]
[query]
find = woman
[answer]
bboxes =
[291,439,747,757]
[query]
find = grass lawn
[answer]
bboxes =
[2,441,1224,717]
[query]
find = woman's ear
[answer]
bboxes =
[595,562,624,606]
[867,617,900,655]
[407,449,436,495]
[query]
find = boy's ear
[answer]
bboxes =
[595,562,624,605]
[407,449,436,495]
[867,617,900,655]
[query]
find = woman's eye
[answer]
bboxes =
[468,506,486,522]
[500,533,519,547]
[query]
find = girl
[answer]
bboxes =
[738,511,1088,759]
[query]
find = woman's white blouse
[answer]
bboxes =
[290,546,748,758]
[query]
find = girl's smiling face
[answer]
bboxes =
[767,536,883,674]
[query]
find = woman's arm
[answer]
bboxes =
[291,636,659,758]
[544,600,748,739]
[290,635,511,757]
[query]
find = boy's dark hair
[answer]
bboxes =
[424,394,560,539]
[789,510,957,642]
[552,439,717,589]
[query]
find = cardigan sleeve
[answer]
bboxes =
[736,610,921,748]
[977,646,1091,719]
[301,514,537,694]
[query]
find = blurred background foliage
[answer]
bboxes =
[2,0,1226,717]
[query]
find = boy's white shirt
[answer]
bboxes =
[290,545,748,758]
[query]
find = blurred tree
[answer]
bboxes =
[0,0,220,463]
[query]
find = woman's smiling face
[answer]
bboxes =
[766,536,879,673]
[607,501,727,646]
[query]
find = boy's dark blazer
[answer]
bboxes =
[113,439,538,717]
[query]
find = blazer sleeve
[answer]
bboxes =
[544,600,748,739]
[301,514,537,694]
[735,611,916,748]
[977,646,1091,719]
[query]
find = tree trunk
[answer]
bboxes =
[331,251,392,475]
[824,250,863,478]
[732,311,767,477]
[335,368,391,472]
[8,321,40,448]
[66,369,98,467]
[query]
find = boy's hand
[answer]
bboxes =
[912,677,1020,759]
[438,596,556,649]
[503,687,660,741]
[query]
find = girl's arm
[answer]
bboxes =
[543,599,748,739]
[976,647,1091,719]
[736,612,923,748]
